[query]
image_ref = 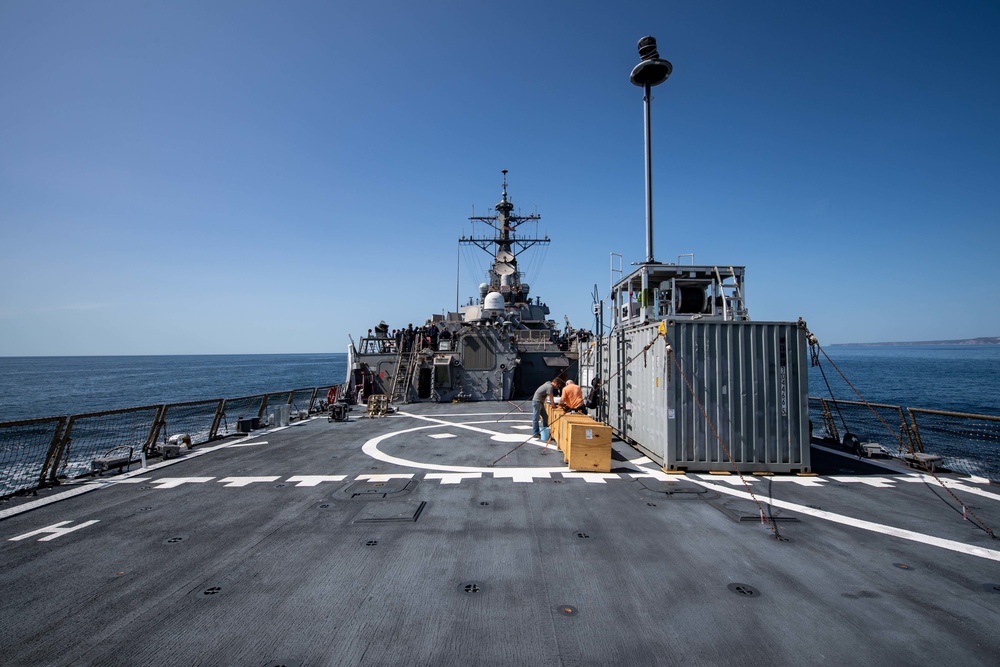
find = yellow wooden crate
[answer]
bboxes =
[544,405,565,448]
[556,414,593,459]
[565,421,612,472]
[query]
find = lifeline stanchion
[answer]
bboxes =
[806,323,995,539]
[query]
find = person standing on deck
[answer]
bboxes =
[531,377,564,439]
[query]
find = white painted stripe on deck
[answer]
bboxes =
[149,477,215,489]
[425,473,483,485]
[0,485,108,521]
[560,473,621,484]
[491,470,552,483]
[427,433,456,439]
[287,475,347,487]
[361,417,566,475]
[767,477,827,486]
[829,476,897,488]
[217,476,281,487]
[891,475,1000,500]
[936,482,1000,502]
[229,440,268,447]
[9,519,101,542]
[692,479,1000,562]
[356,473,415,483]
[694,474,761,486]
[629,470,680,482]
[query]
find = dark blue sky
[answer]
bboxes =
[1,1,997,354]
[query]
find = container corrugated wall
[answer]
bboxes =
[604,320,809,473]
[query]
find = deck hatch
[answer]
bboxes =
[711,499,799,523]
[352,500,426,523]
[636,478,707,496]
[342,478,415,499]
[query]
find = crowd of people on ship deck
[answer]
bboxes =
[363,321,455,354]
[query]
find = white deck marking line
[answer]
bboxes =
[829,476,897,488]
[491,470,553,483]
[890,474,1000,501]
[422,412,524,418]
[630,470,680,482]
[217,476,281,487]
[356,473,415,483]
[149,477,215,489]
[424,473,483,485]
[286,475,347,487]
[0,485,111,521]
[229,440,268,447]
[398,412,522,438]
[691,478,1000,562]
[362,417,566,474]
[427,433,456,439]
[9,519,100,542]
[560,473,622,484]
[693,474,762,485]
[935,482,1000,502]
[397,411,658,472]
[767,477,827,487]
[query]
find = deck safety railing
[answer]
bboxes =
[0,384,341,499]
[809,397,999,483]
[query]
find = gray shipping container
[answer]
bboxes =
[599,320,810,473]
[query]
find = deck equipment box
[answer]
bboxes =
[565,421,612,472]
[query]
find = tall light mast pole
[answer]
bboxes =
[629,36,672,264]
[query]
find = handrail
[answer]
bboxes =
[809,396,998,482]
[0,383,345,500]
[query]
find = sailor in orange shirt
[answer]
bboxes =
[560,379,585,413]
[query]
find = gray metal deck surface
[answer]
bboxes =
[2,403,999,666]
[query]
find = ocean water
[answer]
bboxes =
[807,345,1000,416]
[0,354,349,422]
[1,346,997,423]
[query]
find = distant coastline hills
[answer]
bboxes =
[831,337,1000,347]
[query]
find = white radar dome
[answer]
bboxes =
[483,291,505,313]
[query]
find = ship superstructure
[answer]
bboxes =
[347,171,579,404]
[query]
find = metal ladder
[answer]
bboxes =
[389,349,418,404]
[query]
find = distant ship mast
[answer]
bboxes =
[460,170,548,306]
